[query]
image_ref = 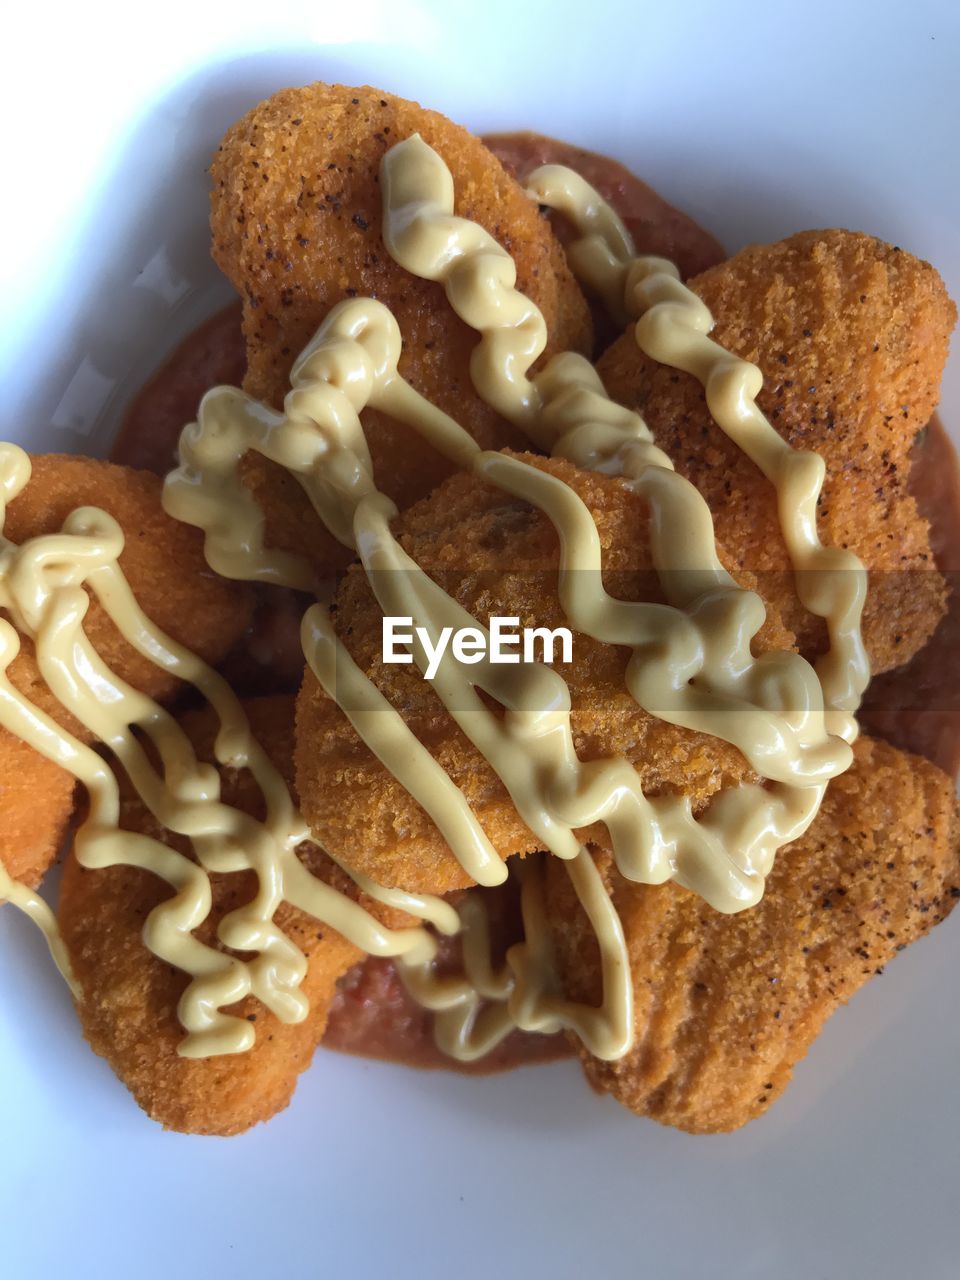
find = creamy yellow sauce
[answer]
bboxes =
[0,134,867,1070]
[379,136,858,887]
[164,137,863,1059]
[526,162,870,736]
[0,445,447,1057]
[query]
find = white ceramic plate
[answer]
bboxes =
[2,3,959,1277]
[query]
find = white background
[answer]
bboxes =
[1,2,958,1277]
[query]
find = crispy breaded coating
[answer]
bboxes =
[597,230,956,673]
[295,452,796,895]
[0,730,74,887]
[0,453,251,890]
[58,696,385,1136]
[210,82,593,573]
[4,454,253,732]
[484,132,724,301]
[545,734,960,1133]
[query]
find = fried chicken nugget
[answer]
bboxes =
[0,454,253,890]
[295,453,796,895]
[597,230,956,673]
[210,83,593,572]
[545,734,960,1133]
[5,454,253,729]
[58,696,394,1136]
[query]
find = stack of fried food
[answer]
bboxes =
[3,82,957,1136]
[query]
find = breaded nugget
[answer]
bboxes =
[0,453,252,890]
[0,730,74,888]
[545,734,960,1133]
[597,230,956,673]
[295,453,796,895]
[4,454,253,731]
[210,83,593,572]
[59,696,386,1136]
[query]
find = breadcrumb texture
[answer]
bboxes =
[59,697,386,1136]
[210,82,593,573]
[597,230,956,673]
[545,735,960,1133]
[295,452,796,895]
[0,732,74,887]
[5,454,253,724]
[0,454,252,889]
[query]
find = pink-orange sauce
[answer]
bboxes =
[323,875,570,1074]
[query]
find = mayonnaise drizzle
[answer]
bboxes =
[0,443,446,1057]
[398,851,631,1062]
[166,305,637,1058]
[156,136,865,1061]
[0,132,870,1073]
[378,134,856,885]
[525,162,870,736]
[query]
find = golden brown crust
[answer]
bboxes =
[59,697,368,1136]
[5,454,253,724]
[0,730,75,887]
[546,735,960,1133]
[294,451,796,895]
[0,453,252,889]
[597,230,956,673]
[210,82,592,573]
